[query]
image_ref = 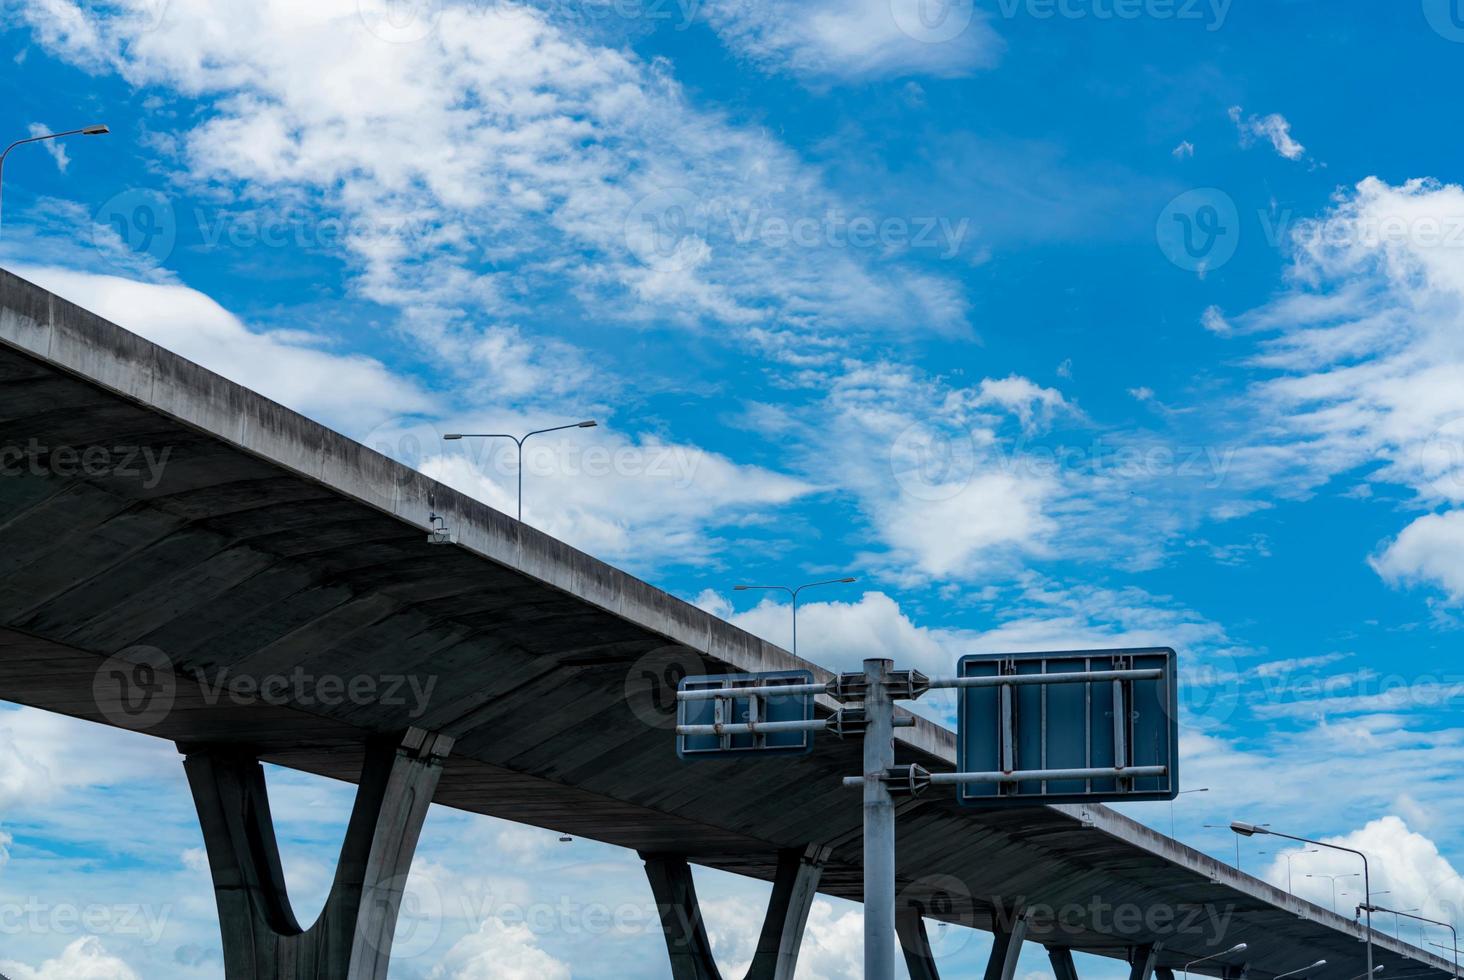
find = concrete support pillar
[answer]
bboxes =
[1048,947,1081,980]
[640,845,831,980]
[895,902,942,980]
[181,728,452,980]
[746,845,832,980]
[1157,968,1176,980]
[983,913,1029,980]
[1128,943,1165,980]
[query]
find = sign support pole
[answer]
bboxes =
[863,657,896,980]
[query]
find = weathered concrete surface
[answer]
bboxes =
[0,268,1452,978]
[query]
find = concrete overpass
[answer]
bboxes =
[0,267,1454,979]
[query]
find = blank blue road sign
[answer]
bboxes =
[677,670,816,760]
[956,648,1179,807]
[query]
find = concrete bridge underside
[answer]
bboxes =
[0,268,1453,978]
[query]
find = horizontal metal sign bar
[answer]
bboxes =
[677,681,832,702]
[678,718,830,737]
[841,765,1168,789]
[928,668,1163,690]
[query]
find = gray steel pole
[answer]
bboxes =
[863,657,896,980]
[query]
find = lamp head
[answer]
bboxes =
[82,124,110,135]
[733,585,750,591]
[1230,821,1266,837]
[578,420,597,428]
[1226,944,1248,954]
[840,577,856,583]
[443,434,463,440]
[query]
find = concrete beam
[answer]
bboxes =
[642,846,832,980]
[983,913,1030,980]
[180,728,452,979]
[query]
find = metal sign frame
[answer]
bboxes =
[676,670,818,760]
[954,647,1179,807]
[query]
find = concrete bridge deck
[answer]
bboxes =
[0,268,1453,979]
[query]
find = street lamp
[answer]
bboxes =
[0,124,110,236]
[1344,968,1383,980]
[1274,960,1326,980]
[1258,847,1318,892]
[732,577,857,656]
[1372,906,1457,978]
[1170,786,1210,837]
[1183,943,1247,980]
[444,420,597,522]
[1306,873,1360,913]
[1232,821,1375,980]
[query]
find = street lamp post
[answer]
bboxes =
[0,124,110,236]
[1183,943,1247,980]
[444,420,596,522]
[1233,822,1374,979]
[1259,847,1318,892]
[1274,960,1327,980]
[1171,786,1210,838]
[1306,872,1360,913]
[1371,906,1457,977]
[732,577,856,656]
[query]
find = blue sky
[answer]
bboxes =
[5,0,1464,977]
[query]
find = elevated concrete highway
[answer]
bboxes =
[0,268,1454,979]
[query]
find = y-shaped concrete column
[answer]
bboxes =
[983,913,1030,980]
[180,728,453,980]
[1049,947,1082,980]
[640,845,831,980]
[895,902,942,980]
[1129,943,1165,980]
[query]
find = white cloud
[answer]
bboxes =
[1372,511,1464,602]
[1211,177,1464,601]
[427,918,571,980]
[1259,817,1464,934]
[1172,140,1194,160]
[703,0,1002,82]
[26,122,70,172]
[423,433,813,568]
[1228,105,1306,161]
[18,0,971,349]
[12,265,437,432]
[0,937,141,980]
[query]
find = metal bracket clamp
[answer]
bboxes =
[831,671,868,702]
[884,764,931,797]
[884,670,930,701]
[828,706,868,739]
